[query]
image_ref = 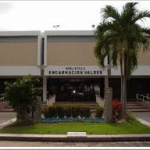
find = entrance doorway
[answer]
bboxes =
[47,78,104,102]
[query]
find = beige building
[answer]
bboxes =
[0,31,41,76]
[0,31,150,102]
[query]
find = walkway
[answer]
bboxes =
[132,112,150,127]
[0,112,16,129]
[0,112,16,124]
[133,112,150,122]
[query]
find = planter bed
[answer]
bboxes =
[40,118,106,123]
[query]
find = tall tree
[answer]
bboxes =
[94,2,150,118]
[4,75,41,124]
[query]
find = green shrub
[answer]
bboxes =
[56,106,65,118]
[64,106,72,118]
[80,106,90,118]
[4,75,41,125]
[42,104,92,119]
[96,107,103,118]
[72,106,79,118]
[84,107,91,118]
[77,106,82,117]
[48,106,57,118]
[42,106,49,118]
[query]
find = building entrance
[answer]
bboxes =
[47,78,104,102]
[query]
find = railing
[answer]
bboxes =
[96,94,104,101]
[95,91,104,101]
[47,94,55,101]
[136,94,150,102]
[95,94,105,107]
[47,94,56,105]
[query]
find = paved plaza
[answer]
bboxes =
[133,112,150,122]
[0,112,16,124]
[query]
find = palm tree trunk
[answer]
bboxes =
[120,58,123,106]
[121,54,127,118]
[104,55,113,122]
[122,54,127,118]
[120,56,127,118]
[122,75,127,117]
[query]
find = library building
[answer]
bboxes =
[0,31,150,103]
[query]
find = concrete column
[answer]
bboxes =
[104,87,113,122]
[32,96,42,121]
[104,76,109,91]
[43,76,47,102]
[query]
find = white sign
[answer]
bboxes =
[67,132,87,137]
[44,66,107,76]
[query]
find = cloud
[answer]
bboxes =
[0,1,150,31]
[0,2,13,14]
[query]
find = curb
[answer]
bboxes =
[136,118,150,127]
[0,134,150,142]
[0,118,16,129]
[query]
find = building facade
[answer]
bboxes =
[0,31,150,102]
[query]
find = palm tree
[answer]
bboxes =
[94,2,150,118]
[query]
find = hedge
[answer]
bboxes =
[42,105,91,119]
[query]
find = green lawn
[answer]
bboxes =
[0,117,150,134]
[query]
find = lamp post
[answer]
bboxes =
[53,25,60,30]
[92,25,95,28]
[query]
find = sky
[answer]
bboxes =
[0,1,150,31]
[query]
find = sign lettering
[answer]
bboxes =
[47,66,103,76]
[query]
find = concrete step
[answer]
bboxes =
[126,103,141,105]
[126,104,141,106]
[0,109,14,112]
[0,101,13,111]
[127,101,137,104]
[55,102,98,105]
[126,106,145,109]
[126,104,141,107]
[89,109,99,112]
[88,106,99,108]
[126,102,150,112]
[127,108,150,112]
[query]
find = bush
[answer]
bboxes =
[80,106,91,118]
[48,106,57,118]
[64,106,72,118]
[72,106,80,118]
[113,100,123,121]
[96,107,103,118]
[56,106,65,118]
[42,104,91,119]
[4,75,41,125]
[42,106,49,118]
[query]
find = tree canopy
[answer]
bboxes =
[94,2,150,117]
[4,75,41,124]
[94,2,150,77]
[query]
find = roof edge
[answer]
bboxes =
[44,30,95,36]
[0,31,41,36]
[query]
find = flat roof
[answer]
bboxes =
[0,31,41,36]
[44,30,95,36]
